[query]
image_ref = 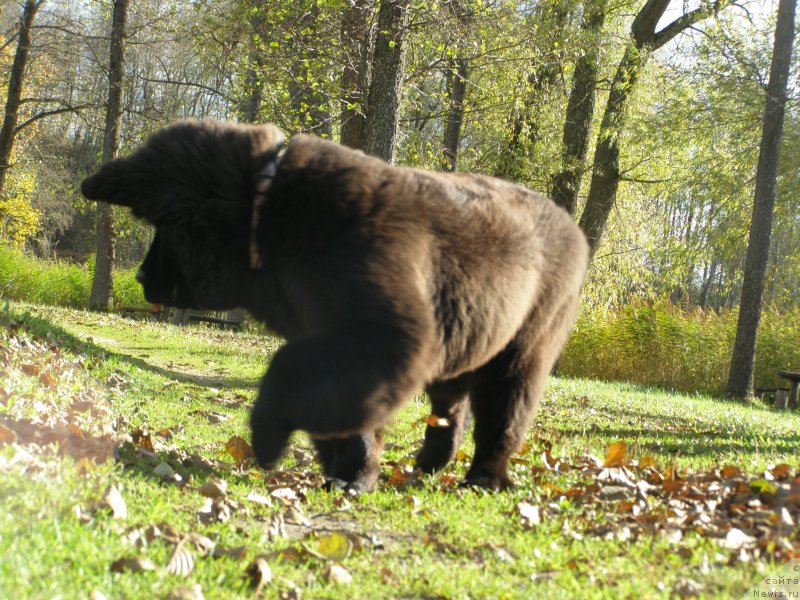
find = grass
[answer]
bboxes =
[2,301,800,598]
[0,244,146,310]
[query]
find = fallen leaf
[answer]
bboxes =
[198,479,228,499]
[154,462,180,481]
[165,585,204,600]
[0,423,18,445]
[21,363,40,376]
[517,501,541,528]
[246,491,272,506]
[603,442,627,468]
[98,485,127,520]
[244,558,273,593]
[284,506,310,526]
[721,465,741,478]
[110,556,158,573]
[425,415,451,428]
[39,371,57,388]
[166,542,194,577]
[324,564,353,584]
[226,436,253,466]
[719,528,757,550]
[212,545,248,560]
[771,463,792,479]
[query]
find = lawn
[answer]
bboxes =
[2,302,800,598]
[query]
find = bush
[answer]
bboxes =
[559,299,800,396]
[0,244,146,310]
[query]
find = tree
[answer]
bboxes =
[550,0,606,216]
[578,0,731,256]
[339,0,374,150]
[726,0,797,399]
[89,0,129,311]
[0,0,44,199]
[364,0,410,163]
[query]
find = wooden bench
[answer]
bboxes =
[759,386,793,409]
[777,371,800,410]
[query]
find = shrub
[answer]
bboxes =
[0,244,146,310]
[559,299,800,396]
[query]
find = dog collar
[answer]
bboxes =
[249,152,282,269]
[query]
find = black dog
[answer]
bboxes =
[82,119,589,492]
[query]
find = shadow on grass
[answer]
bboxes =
[8,309,261,390]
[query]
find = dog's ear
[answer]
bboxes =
[81,156,136,206]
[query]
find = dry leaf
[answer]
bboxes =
[186,532,216,556]
[284,506,310,526]
[0,423,18,446]
[425,415,451,428]
[110,556,158,573]
[517,501,541,528]
[324,564,353,585]
[720,465,741,478]
[21,363,40,376]
[198,479,228,499]
[771,463,792,479]
[39,371,57,388]
[98,485,127,520]
[603,442,628,468]
[165,585,204,600]
[245,558,273,593]
[245,491,272,506]
[166,542,195,577]
[226,436,253,466]
[212,545,248,560]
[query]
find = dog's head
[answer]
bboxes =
[82,119,285,309]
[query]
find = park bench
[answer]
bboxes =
[776,371,800,409]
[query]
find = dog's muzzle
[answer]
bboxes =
[135,268,146,283]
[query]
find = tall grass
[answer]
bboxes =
[559,299,800,396]
[0,244,146,309]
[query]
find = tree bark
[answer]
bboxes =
[441,57,468,172]
[725,0,796,399]
[339,0,374,150]
[90,0,128,311]
[551,0,606,216]
[0,0,43,199]
[364,0,410,163]
[578,0,730,256]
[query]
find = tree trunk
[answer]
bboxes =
[241,4,267,124]
[364,0,410,163]
[339,0,374,150]
[288,2,332,136]
[551,0,606,216]
[0,0,43,198]
[725,0,796,400]
[494,0,569,182]
[441,57,468,172]
[578,0,731,256]
[90,0,128,311]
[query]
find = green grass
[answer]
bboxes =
[2,302,800,598]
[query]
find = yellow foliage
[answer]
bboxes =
[0,167,41,246]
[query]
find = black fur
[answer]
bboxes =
[82,119,589,492]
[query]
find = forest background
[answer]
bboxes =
[0,0,798,396]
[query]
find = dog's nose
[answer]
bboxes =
[135,268,146,283]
